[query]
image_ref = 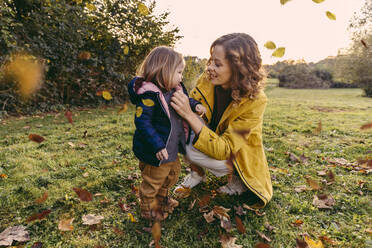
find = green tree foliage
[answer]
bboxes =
[0,0,181,114]
[182,56,207,91]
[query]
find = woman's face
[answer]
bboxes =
[207,45,232,89]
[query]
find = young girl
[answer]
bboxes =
[128,46,206,220]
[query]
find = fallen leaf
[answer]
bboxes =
[58,218,74,231]
[0,225,30,246]
[198,194,211,208]
[73,188,93,202]
[0,174,8,179]
[317,170,327,176]
[23,125,31,129]
[256,231,272,243]
[174,186,191,198]
[64,110,73,124]
[299,154,309,164]
[203,211,215,223]
[118,103,128,114]
[319,236,337,245]
[255,243,270,248]
[220,234,242,248]
[360,122,372,130]
[28,134,45,143]
[221,219,233,232]
[68,142,75,148]
[213,205,230,220]
[294,185,309,193]
[304,235,324,248]
[292,219,304,227]
[313,194,335,209]
[118,201,131,212]
[82,214,104,225]
[112,227,124,236]
[296,237,308,248]
[264,222,276,232]
[235,216,246,234]
[264,41,276,50]
[26,210,51,222]
[287,152,300,163]
[35,191,48,204]
[234,205,246,216]
[326,170,335,182]
[305,177,321,190]
[78,51,91,60]
[127,213,137,222]
[188,199,196,210]
[326,11,336,21]
[152,222,161,248]
[31,242,43,248]
[313,120,322,135]
[82,172,89,177]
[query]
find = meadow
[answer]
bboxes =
[0,83,371,247]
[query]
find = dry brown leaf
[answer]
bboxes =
[118,201,131,212]
[305,177,321,190]
[313,120,322,135]
[294,185,309,193]
[256,231,272,242]
[0,225,30,246]
[82,214,104,225]
[264,222,276,232]
[26,210,51,222]
[313,194,335,209]
[213,205,230,220]
[73,188,93,202]
[221,219,233,232]
[31,242,43,248]
[235,216,246,234]
[118,103,128,114]
[82,172,89,178]
[234,205,246,216]
[255,243,270,248]
[68,142,75,148]
[360,122,372,130]
[287,152,300,163]
[296,237,308,248]
[112,227,124,236]
[64,110,73,124]
[35,191,48,204]
[220,234,242,248]
[28,134,45,143]
[198,194,211,208]
[319,236,337,245]
[58,218,74,231]
[188,199,196,210]
[326,170,335,182]
[203,211,215,223]
[174,186,191,198]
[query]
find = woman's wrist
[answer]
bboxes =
[186,112,203,135]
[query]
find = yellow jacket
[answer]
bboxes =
[189,73,272,208]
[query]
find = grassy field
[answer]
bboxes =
[0,86,371,248]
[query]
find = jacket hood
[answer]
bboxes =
[128,77,163,104]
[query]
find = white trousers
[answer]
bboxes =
[184,132,230,177]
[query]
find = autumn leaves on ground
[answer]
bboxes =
[1,84,371,247]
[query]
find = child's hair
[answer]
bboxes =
[210,33,266,101]
[136,46,184,92]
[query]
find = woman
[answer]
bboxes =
[171,33,272,208]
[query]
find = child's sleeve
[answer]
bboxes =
[180,82,201,112]
[134,95,166,152]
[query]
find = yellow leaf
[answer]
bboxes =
[123,46,129,55]
[264,41,276,50]
[272,47,286,58]
[312,0,325,3]
[58,218,74,231]
[326,11,336,21]
[280,0,292,5]
[102,91,112,100]
[127,213,137,222]
[85,3,96,11]
[138,3,149,15]
[304,235,324,248]
[142,98,154,107]
[174,186,191,198]
[136,106,143,118]
[0,174,8,178]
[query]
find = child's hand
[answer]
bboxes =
[195,104,206,116]
[156,149,168,161]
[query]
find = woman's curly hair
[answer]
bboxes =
[210,33,266,101]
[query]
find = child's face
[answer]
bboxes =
[170,63,185,89]
[207,45,232,89]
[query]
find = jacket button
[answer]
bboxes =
[199,98,202,101]
[209,139,212,142]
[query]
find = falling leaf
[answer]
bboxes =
[313,194,335,209]
[26,210,51,222]
[152,222,161,248]
[198,194,211,208]
[3,53,44,98]
[304,235,324,248]
[203,211,215,223]
[256,231,272,243]
[235,216,246,234]
[360,122,372,130]
[58,218,74,231]
[326,11,336,21]
[174,186,191,198]
[64,110,73,124]
[220,234,242,248]
[35,191,48,204]
[272,47,285,58]
[280,0,292,5]
[82,214,104,225]
[361,40,368,49]
[0,225,30,246]
[78,51,91,60]
[73,188,93,202]
[296,237,308,248]
[305,177,321,190]
[0,174,8,179]
[313,120,322,134]
[123,46,129,55]
[264,41,276,50]
[255,243,270,248]
[312,0,325,3]
[137,3,149,15]
[118,103,128,114]
[102,91,112,100]
[127,213,137,222]
[28,134,45,143]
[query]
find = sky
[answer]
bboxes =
[153,0,366,65]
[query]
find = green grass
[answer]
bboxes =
[1,87,371,247]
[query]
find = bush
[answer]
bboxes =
[0,0,180,114]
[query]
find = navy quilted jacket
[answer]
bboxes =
[128,77,201,166]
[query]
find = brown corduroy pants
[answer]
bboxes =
[139,158,181,213]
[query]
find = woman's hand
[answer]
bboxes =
[171,90,194,119]
[195,104,207,116]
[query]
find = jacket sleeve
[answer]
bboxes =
[134,95,166,152]
[193,97,267,160]
[180,82,201,112]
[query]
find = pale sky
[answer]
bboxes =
[153,0,365,64]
